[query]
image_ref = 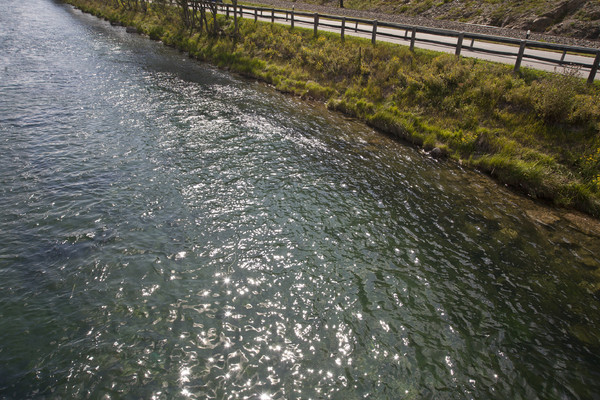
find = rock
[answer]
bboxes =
[564,212,600,237]
[570,324,600,347]
[525,208,560,227]
[526,0,588,32]
[499,227,519,240]
[429,147,444,158]
[126,26,138,34]
[554,21,600,40]
[528,16,553,32]
[580,255,600,270]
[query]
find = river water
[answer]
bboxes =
[1,1,600,398]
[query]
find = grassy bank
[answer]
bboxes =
[66,0,600,217]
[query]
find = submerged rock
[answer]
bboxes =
[525,208,561,227]
[564,212,600,237]
[500,227,519,240]
[429,147,444,159]
[570,324,600,348]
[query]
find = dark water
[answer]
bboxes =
[1,1,600,398]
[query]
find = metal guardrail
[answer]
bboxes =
[212,2,600,83]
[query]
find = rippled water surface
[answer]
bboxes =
[1,1,600,398]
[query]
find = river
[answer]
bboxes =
[1,0,599,398]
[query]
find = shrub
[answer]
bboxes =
[570,94,600,127]
[530,69,581,123]
[147,25,164,40]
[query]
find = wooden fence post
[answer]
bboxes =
[271,8,275,23]
[254,8,257,22]
[371,20,377,45]
[291,6,295,29]
[514,40,526,73]
[455,32,464,57]
[314,13,319,37]
[226,4,229,18]
[588,51,600,85]
[410,27,417,52]
[341,17,345,42]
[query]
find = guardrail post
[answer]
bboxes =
[455,33,464,57]
[560,50,567,64]
[514,40,526,73]
[226,4,229,18]
[372,20,377,45]
[410,27,417,52]
[314,13,319,37]
[254,8,257,22]
[454,32,465,57]
[271,8,275,23]
[291,6,295,29]
[239,5,243,19]
[341,17,345,42]
[588,51,600,85]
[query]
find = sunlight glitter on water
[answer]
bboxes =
[1,0,600,398]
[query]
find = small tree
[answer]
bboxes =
[207,0,219,35]
[175,0,191,28]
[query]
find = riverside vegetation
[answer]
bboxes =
[67,0,600,217]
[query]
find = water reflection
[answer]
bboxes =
[0,0,599,398]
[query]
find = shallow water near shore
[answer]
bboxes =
[1,0,600,398]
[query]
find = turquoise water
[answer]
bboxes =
[1,1,599,398]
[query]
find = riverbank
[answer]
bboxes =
[65,0,600,217]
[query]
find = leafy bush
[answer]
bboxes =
[530,69,580,123]
[570,94,600,126]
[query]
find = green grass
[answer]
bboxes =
[66,0,600,217]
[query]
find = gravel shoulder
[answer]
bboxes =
[243,0,600,49]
